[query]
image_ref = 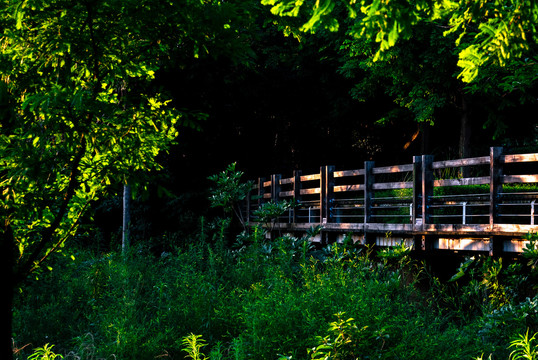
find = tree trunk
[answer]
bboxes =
[122,184,131,255]
[1,224,15,360]
[420,122,432,154]
[459,95,472,178]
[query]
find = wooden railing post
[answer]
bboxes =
[293,170,302,223]
[490,147,503,228]
[320,166,335,224]
[271,174,281,203]
[412,156,422,231]
[421,155,434,225]
[489,147,504,256]
[364,161,375,226]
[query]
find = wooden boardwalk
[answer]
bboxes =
[244,147,538,255]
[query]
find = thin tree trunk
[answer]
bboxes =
[459,95,472,178]
[122,184,131,255]
[420,122,431,154]
[1,224,15,360]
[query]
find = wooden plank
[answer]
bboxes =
[503,153,538,163]
[301,174,321,181]
[422,224,489,232]
[503,175,538,184]
[300,188,321,195]
[334,169,365,177]
[373,164,414,174]
[280,177,294,185]
[334,184,363,192]
[373,181,413,190]
[365,223,414,232]
[434,177,490,187]
[432,156,489,169]
[323,222,364,231]
[279,190,294,197]
[263,180,272,187]
[492,224,538,233]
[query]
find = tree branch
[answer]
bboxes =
[14,135,86,285]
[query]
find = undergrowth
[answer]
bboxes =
[13,165,538,359]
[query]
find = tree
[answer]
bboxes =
[262,0,538,161]
[262,0,538,83]
[0,0,250,358]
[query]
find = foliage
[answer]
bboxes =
[252,199,296,232]
[182,333,208,360]
[0,0,257,292]
[208,163,253,230]
[509,330,538,360]
[27,344,63,360]
[308,312,369,360]
[261,0,538,83]
[522,232,538,272]
[14,227,487,360]
[377,239,412,268]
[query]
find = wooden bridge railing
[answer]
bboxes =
[244,147,538,253]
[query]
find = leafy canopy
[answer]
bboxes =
[0,0,242,282]
[262,0,538,82]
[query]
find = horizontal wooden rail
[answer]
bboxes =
[245,147,538,254]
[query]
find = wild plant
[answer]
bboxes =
[208,163,253,230]
[181,333,208,360]
[509,330,538,360]
[522,232,538,273]
[252,199,296,234]
[308,312,370,360]
[27,344,64,360]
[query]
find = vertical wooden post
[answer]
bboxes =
[490,147,503,229]
[421,155,434,226]
[364,161,375,245]
[412,156,422,231]
[271,174,281,203]
[412,156,424,251]
[320,165,335,224]
[293,170,302,223]
[364,161,375,225]
[489,147,503,257]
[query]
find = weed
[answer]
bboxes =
[27,344,63,360]
[509,330,538,360]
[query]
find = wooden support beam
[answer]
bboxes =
[364,161,375,225]
[412,156,422,232]
[320,166,335,224]
[271,174,281,203]
[422,155,434,225]
[490,147,503,228]
[293,170,302,223]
